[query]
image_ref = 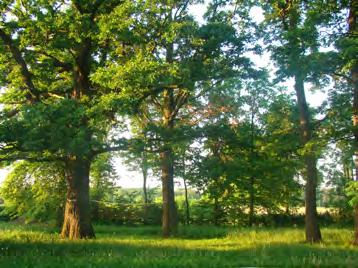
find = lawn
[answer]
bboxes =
[0,222,357,267]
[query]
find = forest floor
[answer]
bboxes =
[0,222,357,267]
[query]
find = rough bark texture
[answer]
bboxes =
[295,76,322,243]
[60,37,95,239]
[161,148,178,236]
[161,86,178,237]
[160,36,179,237]
[61,158,95,239]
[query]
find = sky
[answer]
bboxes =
[0,3,330,189]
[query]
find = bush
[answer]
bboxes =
[92,202,162,225]
[0,162,66,225]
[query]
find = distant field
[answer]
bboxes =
[0,222,357,267]
[296,207,338,214]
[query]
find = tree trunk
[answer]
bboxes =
[285,188,291,215]
[161,148,178,237]
[161,83,178,236]
[183,176,190,225]
[294,76,322,243]
[354,205,358,245]
[160,28,178,237]
[61,157,95,239]
[213,196,221,226]
[348,0,358,246]
[142,152,148,204]
[249,106,255,226]
[249,176,255,226]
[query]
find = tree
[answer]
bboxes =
[122,114,152,205]
[113,0,253,236]
[343,0,358,245]
[313,0,358,244]
[90,153,117,221]
[185,70,303,225]
[261,0,328,242]
[0,161,66,225]
[328,0,358,244]
[0,0,142,239]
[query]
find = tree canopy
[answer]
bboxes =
[0,0,356,244]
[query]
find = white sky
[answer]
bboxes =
[0,4,331,189]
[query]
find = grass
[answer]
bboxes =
[0,222,357,267]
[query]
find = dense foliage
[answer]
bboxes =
[0,0,356,245]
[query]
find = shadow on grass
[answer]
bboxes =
[0,223,357,267]
[94,224,233,240]
[0,236,357,267]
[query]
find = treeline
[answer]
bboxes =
[0,180,353,228]
[0,0,357,244]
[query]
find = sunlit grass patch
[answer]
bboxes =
[0,222,356,267]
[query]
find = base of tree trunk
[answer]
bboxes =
[61,198,95,239]
[305,211,322,243]
[304,157,322,243]
[162,209,178,238]
[61,158,95,239]
[161,149,178,238]
[354,206,358,246]
[305,229,322,243]
[305,212,322,243]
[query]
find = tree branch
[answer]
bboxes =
[34,49,73,71]
[0,154,65,163]
[93,139,129,155]
[1,108,20,118]
[0,28,39,101]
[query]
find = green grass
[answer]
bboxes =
[0,222,357,267]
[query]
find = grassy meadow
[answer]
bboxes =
[0,222,357,267]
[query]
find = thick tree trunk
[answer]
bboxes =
[304,155,321,242]
[161,83,178,237]
[161,148,178,237]
[294,76,322,243]
[183,177,190,225]
[160,32,178,237]
[61,157,95,239]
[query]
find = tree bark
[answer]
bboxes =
[61,157,95,239]
[249,176,255,226]
[60,37,95,239]
[355,205,358,245]
[160,35,178,237]
[142,152,149,204]
[248,106,255,226]
[294,76,322,243]
[213,196,221,226]
[161,84,178,237]
[183,176,190,225]
[285,188,291,215]
[161,148,178,237]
